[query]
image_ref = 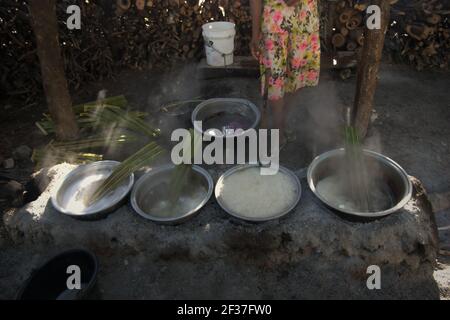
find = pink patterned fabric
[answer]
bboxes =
[260,0,320,100]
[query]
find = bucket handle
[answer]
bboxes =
[205,38,234,56]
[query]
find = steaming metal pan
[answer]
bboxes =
[215,164,302,222]
[191,98,261,139]
[130,164,213,224]
[51,160,134,220]
[307,148,413,218]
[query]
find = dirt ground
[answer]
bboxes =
[0,61,449,299]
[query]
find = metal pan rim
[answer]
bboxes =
[130,164,214,224]
[307,148,413,218]
[51,160,134,218]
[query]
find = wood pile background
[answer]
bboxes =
[329,0,450,71]
[386,0,450,70]
[0,0,255,104]
[329,0,367,54]
[0,0,448,104]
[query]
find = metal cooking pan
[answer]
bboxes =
[215,164,302,222]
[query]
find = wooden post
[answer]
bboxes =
[29,0,79,140]
[353,0,390,139]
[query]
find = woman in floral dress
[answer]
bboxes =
[250,0,320,145]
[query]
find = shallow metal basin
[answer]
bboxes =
[215,164,302,222]
[307,148,413,218]
[191,98,261,139]
[130,164,213,224]
[17,249,98,300]
[51,160,134,220]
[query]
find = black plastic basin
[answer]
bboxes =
[17,249,98,300]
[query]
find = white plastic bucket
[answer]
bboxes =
[202,21,236,67]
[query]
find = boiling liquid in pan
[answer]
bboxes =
[139,182,207,218]
[316,174,394,212]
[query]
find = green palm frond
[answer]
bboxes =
[168,129,202,204]
[87,142,165,205]
[344,124,372,212]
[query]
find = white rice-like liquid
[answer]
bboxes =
[316,174,393,212]
[58,173,129,214]
[143,185,207,218]
[216,167,298,219]
[60,174,107,213]
[316,175,360,211]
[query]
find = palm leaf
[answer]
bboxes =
[168,129,202,204]
[87,142,165,205]
[344,125,372,212]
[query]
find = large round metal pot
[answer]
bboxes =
[215,164,302,222]
[191,98,261,139]
[17,249,98,300]
[130,164,213,224]
[307,148,412,218]
[51,160,134,220]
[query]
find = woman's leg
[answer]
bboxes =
[271,97,287,144]
[283,90,303,143]
[260,75,270,129]
[284,92,295,118]
[259,32,288,142]
[264,69,287,143]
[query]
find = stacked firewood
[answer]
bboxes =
[330,0,367,54]
[328,0,450,70]
[2,0,447,104]
[386,0,450,70]
[89,0,253,69]
[0,0,115,104]
[0,0,252,102]
[109,0,218,68]
[219,0,252,54]
[60,2,115,89]
[0,0,42,106]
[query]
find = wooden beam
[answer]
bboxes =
[353,0,390,139]
[29,0,79,140]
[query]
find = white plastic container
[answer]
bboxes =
[202,21,236,67]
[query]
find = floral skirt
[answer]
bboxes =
[260,31,320,101]
[259,1,321,101]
